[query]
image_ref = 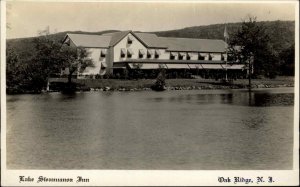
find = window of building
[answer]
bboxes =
[147,50,153,58]
[101,62,107,70]
[139,49,145,58]
[208,54,213,60]
[127,48,134,58]
[178,52,185,60]
[120,48,126,58]
[127,35,134,44]
[187,53,192,60]
[100,49,107,58]
[198,53,205,60]
[221,54,225,61]
[155,50,160,59]
[170,52,176,60]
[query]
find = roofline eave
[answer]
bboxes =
[76,46,110,49]
[166,50,227,53]
[114,59,241,64]
[61,34,70,44]
[111,31,151,49]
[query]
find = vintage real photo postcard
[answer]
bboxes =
[1,0,299,186]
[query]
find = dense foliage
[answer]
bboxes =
[59,45,94,84]
[279,43,295,76]
[228,17,276,78]
[6,33,94,94]
[228,18,295,78]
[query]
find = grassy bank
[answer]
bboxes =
[48,76,294,92]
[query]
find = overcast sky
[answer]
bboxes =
[6,1,296,39]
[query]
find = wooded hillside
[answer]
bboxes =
[7,21,294,58]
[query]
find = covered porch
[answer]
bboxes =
[112,59,247,79]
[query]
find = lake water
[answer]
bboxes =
[6,88,294,170]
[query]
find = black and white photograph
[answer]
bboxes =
[1,0,299,186]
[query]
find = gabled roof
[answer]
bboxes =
[133,32,227,52]
[65,33,111,48]
[65,31,228,53]
[160,37,227,52]
[102,30,131,46]
[103,30,152,48]
[134,33,168,48]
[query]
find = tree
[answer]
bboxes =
[6,47,20,86]
[59,45,94,84]
[6,46,23,92]
[151,68,166,91]
[6,27,95,93]
[229,16,280,78]
[32,31,63,82]
[33,28,94,90]
[279,44,295,76]
[7,43,45,93]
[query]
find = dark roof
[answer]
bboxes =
[114,59,229,64]
[135,33,168,48]
[160,37,227,52]
[65,33,111,48]
[66,31,228,52]
[102,31,132,46]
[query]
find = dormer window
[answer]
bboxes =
[155,50,160,59]
[198,53,205,60]
[100,49,107,58]
[147,50,153,58]
[127,35,134,44]
[120,48,126,58]
[139,49,145,58]
[127,48,134,58]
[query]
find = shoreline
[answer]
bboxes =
[76,83,294,92]
[7,76,294,94]
[50,76,295,92]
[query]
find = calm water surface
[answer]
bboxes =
[7,88,294,169]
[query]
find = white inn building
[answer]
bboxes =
[62,30,246,78]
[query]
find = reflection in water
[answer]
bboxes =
[151,90,294,107]
[220,93,233,104]
[6,88,294,170]
[248,91,252,106]
[59,92,79,100]
[249,92,294,107]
